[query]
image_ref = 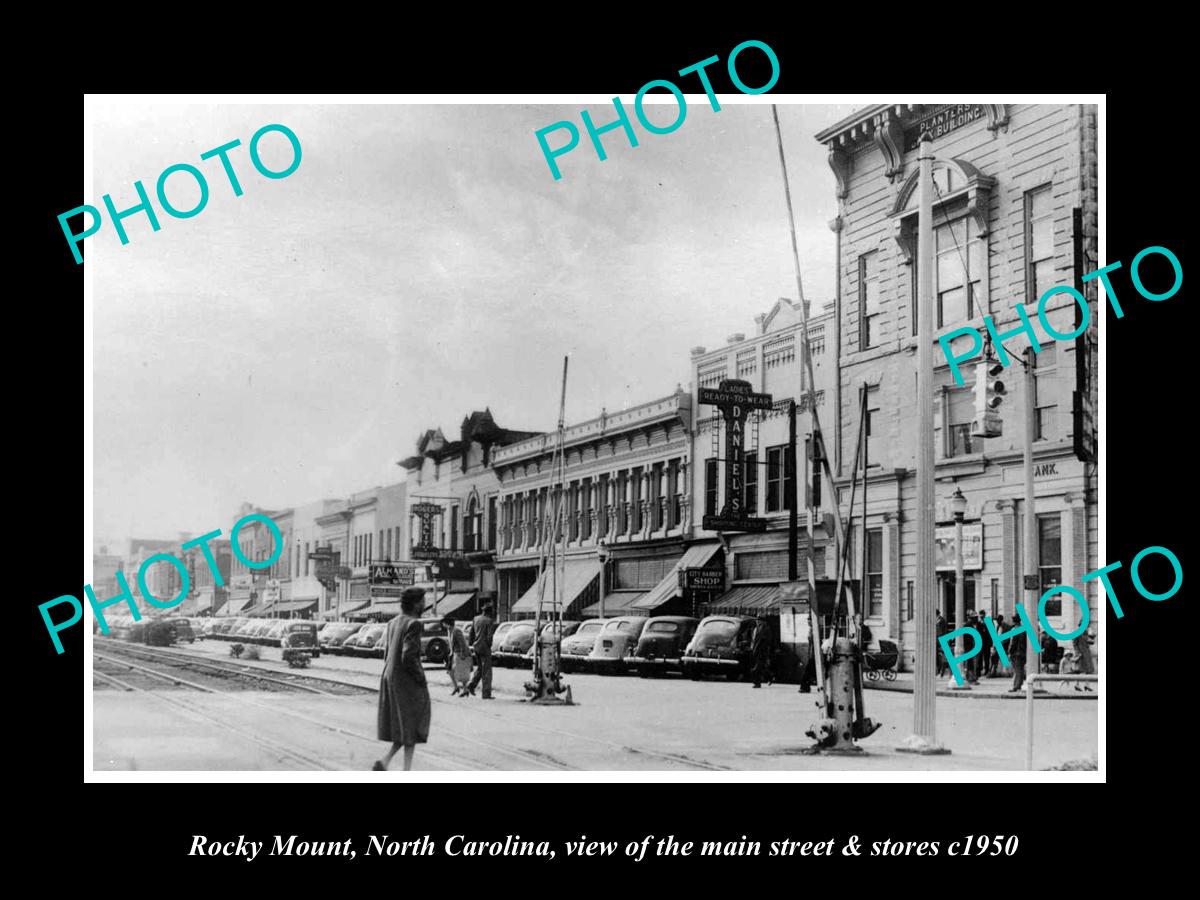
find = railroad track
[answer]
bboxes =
[115,642,729,771]
[94,642,547,771]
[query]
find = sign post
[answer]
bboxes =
[698,379,773,533]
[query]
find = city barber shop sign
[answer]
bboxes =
[698,378,772,532]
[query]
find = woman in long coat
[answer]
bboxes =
[374,587,431,771]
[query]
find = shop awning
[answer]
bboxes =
[330,600,371,618]
[579,591,647,618]
[511,558,601,615]
[708,584,781,614]
[242,603,271,617]
[273,599,317,615]
[632,541,722,612]
[427,590,476,619]
[224,595,255,614]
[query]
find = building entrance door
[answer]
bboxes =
[940,575,976,629]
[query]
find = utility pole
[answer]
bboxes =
[1022,345,1039,680]
[788,399,798,582]
[899,131,948,754]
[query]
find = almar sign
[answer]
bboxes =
[699,379,773,532]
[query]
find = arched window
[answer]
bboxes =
[465,495,483,552]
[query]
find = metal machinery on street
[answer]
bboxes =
[524,355,574,706]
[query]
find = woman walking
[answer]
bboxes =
[443,615,473,696]
[374,587,431,771]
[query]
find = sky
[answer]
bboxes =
[90,99,860,545]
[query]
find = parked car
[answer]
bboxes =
[320,622,363,655]
[119,619,177,646]
[264,621,289,648]
[280,621,320,658]
[418,619,452,664]
[494,621,538,667]
[163,617,196,644]
[681,615,756,680]
[587,616,649,674]
[488,621,516,657]
[560,619,607,672]
[522,620,582,661]
[628,616,701,676]
[345,623,388,658]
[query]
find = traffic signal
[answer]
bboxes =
[971,360,1005,437]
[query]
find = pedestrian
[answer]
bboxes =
[935,610,949,677]
[465,602,497,699]
[443,615,472,696]
[988,613,1007,677]
[1070,631,1095,691]
[750,615,772,688]
[374,587,432,772]
[1040,630,1062,674]
[967,611,985,683]
[1006,628,1028,693]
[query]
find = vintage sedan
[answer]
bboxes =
[487,621,516,657]
[163,617,196,644]
[559,619,606,672]
[319,622,363,655]
[418,619,452,664]
[494,621,538,667]
[587,616,649,674]
[280,621,321,658]
[263,621,289,648]
[345,623,389,658]
[680,615,756,680]
[521,620,582,662]
[627,616,701,676]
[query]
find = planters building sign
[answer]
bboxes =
[699,379,773,532]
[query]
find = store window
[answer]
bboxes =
[866,528,884,617]
[1038,513,1063,615]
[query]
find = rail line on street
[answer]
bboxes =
[94,641,563,771]
[101,640,731,771]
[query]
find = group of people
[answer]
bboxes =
[373,589,499,772]
[935,609,1095,692]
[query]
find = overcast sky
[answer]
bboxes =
[90,100,857,545]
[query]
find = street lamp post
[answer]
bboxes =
[597,539,609,619]
[431,564,441,617]
[949,486,971,690]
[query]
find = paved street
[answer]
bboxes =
[92,638,1097,771]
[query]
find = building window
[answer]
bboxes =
[859,251,882,349]
[864,406,880,467]
[808,330,825,356]
[943,381,977,458]
[744,451,758,515]
[990,578,999,617]
[704,459,718,517]
[766,445,795,513]
[736,350,757,379]
[450,505,458,551]
[617,472,628,534]
[487,497,497,550]
[1038,513,1063,615]
[581,479,593,541]
[1025,184,1055,303]
[668,462,681,528]
[304,542,310,576]
[1034,342,1058,441]
[866,528,883,617]
[650,465,664,532]
[915,214,986,334]
[906,581,914,621]
[394,527,401,559]
[465,496,482,552]
[385,529,392,561]
[631,469,643,533]
[367,533,373,563]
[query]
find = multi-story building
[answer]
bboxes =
[492,389,698,621]
[286,499,346,618]
[184,534,231,616]
[125,536,185,611]
[316,499,352,618]
[399,410,540,620]
[225,503,292,616]
[689,298,839,619]
[92,546,124,607]
[814,103,1099,665]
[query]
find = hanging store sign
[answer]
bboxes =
[680,566,726,591]
[411,502,442,559]
[698,378,772,533]
[370,563,417,586]
[935,523,983,571]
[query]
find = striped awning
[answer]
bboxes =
[632,541,723,611]
[579,591,648,618]
[708,584,782,614]
[273,599,317,615]
[512,558,601,615]
[427,590,476,619]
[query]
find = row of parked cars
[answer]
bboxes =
[492,613,767,680]
[202,616,457,663]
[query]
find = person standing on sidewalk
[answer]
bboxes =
[374,587,431,771]
[443,615,472,696]
[750,616,772,688]
[1006,628,1028,693]
[465,602,497,699]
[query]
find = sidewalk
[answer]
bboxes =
[862,670,1099,701]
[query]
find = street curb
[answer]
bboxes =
[863,681,1098,701]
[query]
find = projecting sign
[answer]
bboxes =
[370,564,417,586]
[699,379,772,533]
[680,566,725,591]
[934,523,983,571]
[412,502,442,559]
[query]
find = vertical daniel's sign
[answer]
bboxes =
[698,379,773,532]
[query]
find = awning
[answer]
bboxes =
[632,541,723,612]
[242,603,271,617]
[225,595,255,614]
[426,590,476,619]
[272,599,317,615]
[709,584,781,614]
[579,591,647,618]
[326,600,370,618]
[511,558,601,615]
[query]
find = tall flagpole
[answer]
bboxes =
[899,132,949,754]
